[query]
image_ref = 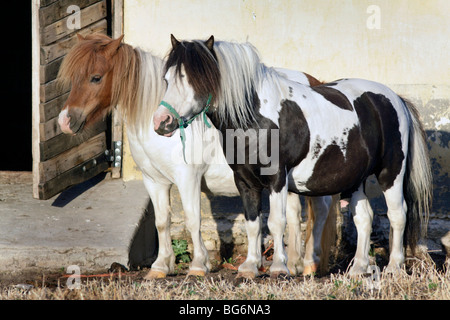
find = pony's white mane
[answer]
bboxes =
[123,48,166,133]
[213,41,274,128]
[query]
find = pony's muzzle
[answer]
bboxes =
[58,108,73,134]
[154,113,178,137]
[58,107,86,135]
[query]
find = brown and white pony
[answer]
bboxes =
[57,33,338,279]
[155,35,432,276]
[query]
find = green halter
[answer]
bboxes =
[159,94,212,163]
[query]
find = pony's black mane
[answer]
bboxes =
[165,40,221,101]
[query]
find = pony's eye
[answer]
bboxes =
[90,75,102,84]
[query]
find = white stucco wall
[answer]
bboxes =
[124,0,449,85]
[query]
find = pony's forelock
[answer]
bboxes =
[165,40,221,101]
[58,34,111,89]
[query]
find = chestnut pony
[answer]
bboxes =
[58,34,337,279]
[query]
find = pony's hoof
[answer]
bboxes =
[287,264,303,276]
[348,265,368,277]
[303,264,318,276]
[144,269,166,280]
[384,263,402,275]
[288,267,297,276]
[270,271,290,279]
[187,270,206,277]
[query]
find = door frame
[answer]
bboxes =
[31,0,124,199]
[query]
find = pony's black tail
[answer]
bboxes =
[402,98,433,254]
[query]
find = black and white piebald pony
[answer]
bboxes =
[154,35,432,276]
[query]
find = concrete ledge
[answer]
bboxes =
[0,246,125,272]
[0,174,149,272]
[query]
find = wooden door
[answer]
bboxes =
[32,0,123,200]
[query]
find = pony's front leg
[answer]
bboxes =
[286,192,304,276]
[177,176,210,276]
[268,182,289,278]
[142,178,174,279]
[234,177,262,279]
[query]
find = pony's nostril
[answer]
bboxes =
[166,114,173,125]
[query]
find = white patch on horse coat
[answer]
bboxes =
[257,67,315,126]
[274,67,309,85]
[257,75,283,126]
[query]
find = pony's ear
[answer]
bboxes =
[77,34,85,42]
[104,34,124,57]
[171,34,180,49]
[205,35,214,50]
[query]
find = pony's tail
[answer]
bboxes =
[402,98,433,254]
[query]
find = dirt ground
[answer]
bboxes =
[0,245,447,295]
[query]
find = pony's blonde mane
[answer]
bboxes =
[124,48,165,131]
[58,34,165,131]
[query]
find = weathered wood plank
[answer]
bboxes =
[39,116,61,141]
[39,92,69,123]
[40,0,58,8]
[41,1,107,45]
[39,132,106,181]
[40,19,107,64]
[32,0,42,199]
[40,55,63,84]
[39,119,107,161]
[39,0,102,27]
[38,152,109,200]
[40,77,70,103]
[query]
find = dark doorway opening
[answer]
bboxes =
[0,3,32,171]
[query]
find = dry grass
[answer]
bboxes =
[1,256,448,300]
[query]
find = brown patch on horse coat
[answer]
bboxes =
[353,92,405,192]
[305,125,369,195]
[304,72,324,87]
[311,85,354,111]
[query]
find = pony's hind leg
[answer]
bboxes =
[348,184,374,276]
[303,196,332,275]
[383,181,407,273]
[142,178,174,279]
[286,192,304,275]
